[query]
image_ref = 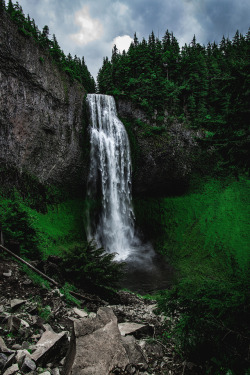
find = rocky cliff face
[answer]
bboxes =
[117,99,201,195]
[0,13,87,192]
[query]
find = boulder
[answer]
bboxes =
[10,299,26,310]
[7,316,21,332]
[0,336,12,353]
[31,330,67,366]
[4,353,16,369]
[21,356,36,372]
[0,353,8,370]
[118,322,150,338]
[51,368,60,375]
[2,363,19,375]
[64,307,129,375]
[121,335,147,367]
[72,308,88,319]
[15,349,31,366]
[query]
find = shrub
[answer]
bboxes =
[60,241,124,290]
[0,193,41,260]
[157,274,250,375]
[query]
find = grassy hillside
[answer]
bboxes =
[0,191,86,259]
[134,176,250,374]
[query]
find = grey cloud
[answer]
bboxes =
[17,0,250,78]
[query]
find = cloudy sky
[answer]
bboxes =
[13,0,250,79]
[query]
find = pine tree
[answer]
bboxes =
[133,32,139,47]
[0,0,5,13]
[7,0,14,15]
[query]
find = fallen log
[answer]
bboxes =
[0,244,59,286]
[0,244,106,305]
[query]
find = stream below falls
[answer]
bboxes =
[120,253,175,295]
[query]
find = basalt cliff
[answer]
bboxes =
[0,12,87,193]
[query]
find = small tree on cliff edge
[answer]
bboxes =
[0,0,5,13]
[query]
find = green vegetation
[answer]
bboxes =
[59,282,81,306]
[32,199,86,258]
[0,187,122,294]
[135,177,250,374]
[21,264,51,289]
[0,190,41,259]
[0,188,86,259]
[2,0,96,92]
[98,30,250,175]
[60,241,124,291]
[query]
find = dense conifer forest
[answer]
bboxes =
[98,29,250,174]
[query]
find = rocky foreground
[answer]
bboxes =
[0,258,198,375]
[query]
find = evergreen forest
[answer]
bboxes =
[98,29,250,174]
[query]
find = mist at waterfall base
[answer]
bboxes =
[86,94,173,294]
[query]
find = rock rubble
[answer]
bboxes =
[0,258,198,375]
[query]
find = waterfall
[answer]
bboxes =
[86,94,136,261]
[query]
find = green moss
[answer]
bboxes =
[135,176,250,373]
[30,199,86,258]
[134,176,249,278]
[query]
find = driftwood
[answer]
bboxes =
[0,244,106,305]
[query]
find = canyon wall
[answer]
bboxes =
[117,99,201,195]
[0,12,88,193]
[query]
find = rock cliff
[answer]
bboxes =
[0,12,88,192]
[117,99,201,195]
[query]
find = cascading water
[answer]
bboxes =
[86,94,174,293]
[86,94,137,261]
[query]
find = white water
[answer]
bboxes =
[86,94,137,261]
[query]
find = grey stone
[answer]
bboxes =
[21,342,30,350]
[118,322,147,337]
[10,299,26,310]
[7,316,21,332]
[72,308,88,318]
[0,353,8,369]
[20,319,30,329]
[0,336,12,353]
[12,344,22,350]
[16,349,31,366]
[122,335,147,367]
[51,368,60,375]
[42,323,54,332]
[21,356,36,372]
[3,271,12,278]
[31,330,67,366]
[64,307,129,375]
[4,353,16,369]
[2,363,19,375]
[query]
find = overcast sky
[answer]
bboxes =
[13,0,250,79]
